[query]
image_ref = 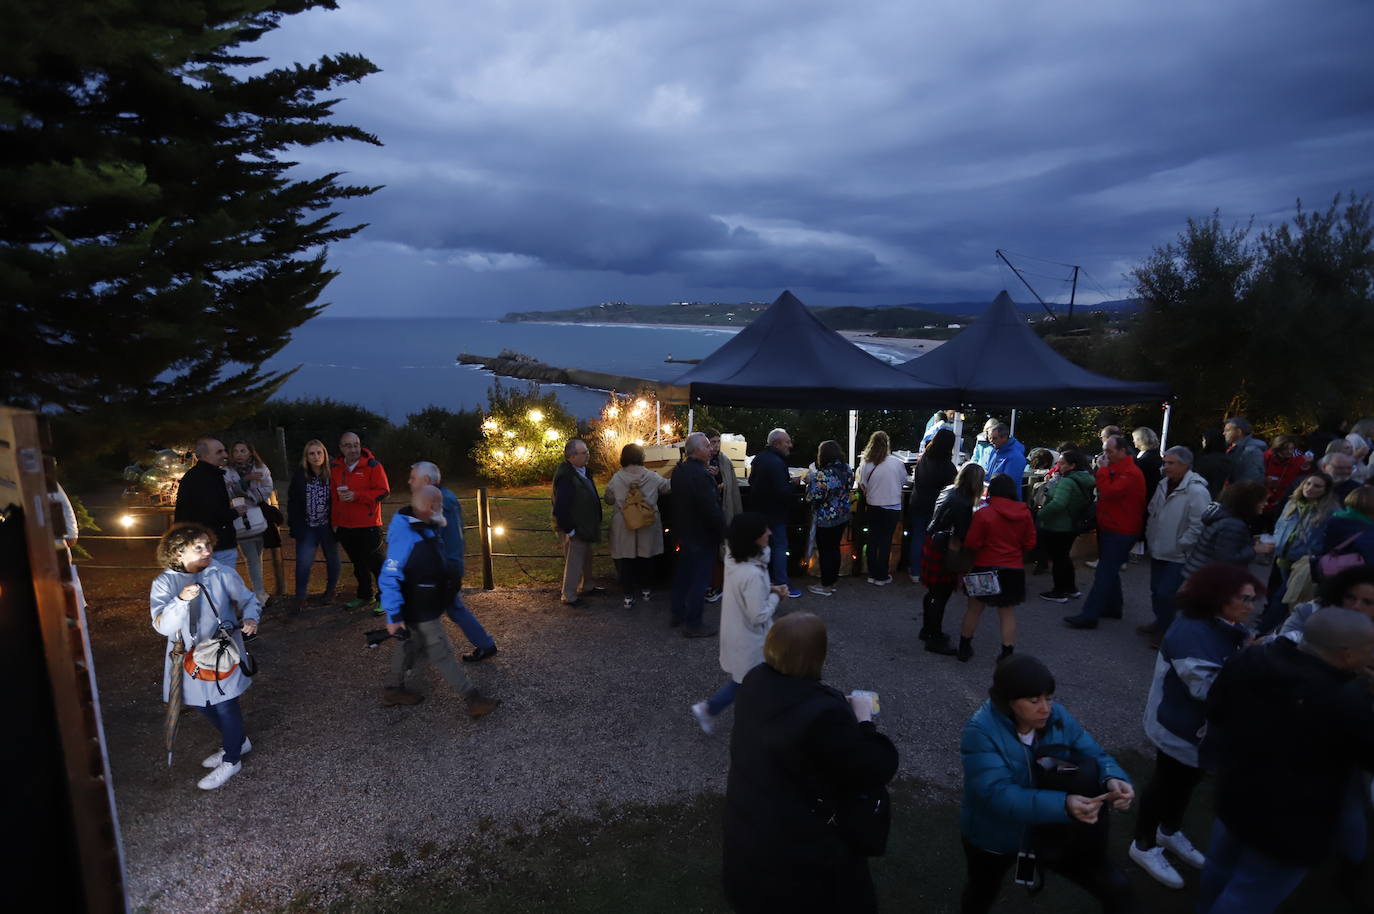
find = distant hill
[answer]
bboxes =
[501,301,973,331]
[501,297,1140,328]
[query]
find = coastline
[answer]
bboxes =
[508,319,945,361]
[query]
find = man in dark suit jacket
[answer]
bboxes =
[750,428,801,597]
[175,437,246,569]
[670,432,725,637]
[552,437,603,607]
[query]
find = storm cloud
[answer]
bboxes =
[256,0,1374,314]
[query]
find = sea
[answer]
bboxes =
[260,318,913,421]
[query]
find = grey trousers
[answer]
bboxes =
[562,536,594,602]
[238,535,267,600]
[386,617,471,694]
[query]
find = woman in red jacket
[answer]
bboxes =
[957,474,1037,663]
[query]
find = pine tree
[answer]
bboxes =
[0,0,381,453]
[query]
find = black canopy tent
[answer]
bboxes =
[896,290,1171,408]
[896,290,1174,449]
[666,290,948,410]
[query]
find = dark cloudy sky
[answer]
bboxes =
[255,0,1374,316]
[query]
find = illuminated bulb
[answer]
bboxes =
[503,429,516,439]
[602,429,616,440]
[493,450,506,459]
[493,525,506,536]
[635,399,648,410]
[544,428,558,441]
[514,446,529,459]
[607,407,619,418]
[481,419,498,433]
[527,409,544,423]
[661,424,672,434]
[634,439,644,446]
[119,514,136,529]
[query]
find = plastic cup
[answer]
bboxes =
[850,689,880,717]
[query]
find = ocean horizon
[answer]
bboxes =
[260,317,915,421]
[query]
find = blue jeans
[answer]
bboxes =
[672,540,714,627]
[1150,559,1186,630]
[196,697,245,764]
[446,591,495,650]
[767,523,790,587]
[907,510,932,579]
[212,548,239,570]
[1196,820,1310,914]
[706,678,739,716]
[1079,531,1137,621]
[294,524,341,599]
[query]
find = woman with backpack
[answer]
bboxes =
[604,443,671,609]
[1036,450,1096,604]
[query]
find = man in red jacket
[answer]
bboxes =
[1065,434,1146,629]
[332,431,390,613]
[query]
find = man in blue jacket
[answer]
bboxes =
[409,461,497,663]
[380,486,499,717]
[984,423,1028,501]
[750,428,802,598]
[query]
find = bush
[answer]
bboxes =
[473,381,579,486]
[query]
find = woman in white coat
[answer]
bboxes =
[151,522,262,790]
[228,439,274,607]
[691,512,787,733]
[604,443,671,609]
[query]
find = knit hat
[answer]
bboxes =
[989,655,1056,706]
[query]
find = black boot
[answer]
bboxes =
[957,636,974,663]
[926,633,959,656]
[999,644,1015,661]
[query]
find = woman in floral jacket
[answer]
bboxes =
[804,439,855,596]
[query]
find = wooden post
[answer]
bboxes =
[275,425,288,482]
[476,486,495,590]
[0,407,126,912]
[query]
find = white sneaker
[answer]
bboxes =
[704,588,723,603]
[1157,828,1206,869]
[870,576,892,586]
[1085,560,1099,569]
[197,761,242,790]
[1128,841,1184,888]
[201,737,252,769]
[808,584,834,596]
[690,701,715,735]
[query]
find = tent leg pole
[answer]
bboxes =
[656,401,661,444]
[688,408,694,435]
[1160,402,1172,451]
[1010,408,1018,439]
[848,410,858,467]
[953,411,965,463]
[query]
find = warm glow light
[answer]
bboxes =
[514,446,529,459]
[634,439,645,446]
[493,450,506,459]
[493,525,506,536]
[544,428,559,441]
[119,514,136,529]
[661,424,672,434]
[601,429,616,439]
[635,399,648,409]
[527,409,544,423]
[607,407,619,418]
[503,429,516,439]
[481,419,499,433]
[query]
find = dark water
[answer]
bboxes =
[262,318,909,420]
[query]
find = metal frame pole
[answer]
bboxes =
[476,486,495,590]
[1160,402,1173,452]
[848,409,858,466]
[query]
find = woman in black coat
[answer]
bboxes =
[908,428,958,582]
[723,612,899,914]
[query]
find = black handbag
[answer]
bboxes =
[1028,747,1109,865]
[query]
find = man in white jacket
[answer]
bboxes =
[1142,446,1212,643]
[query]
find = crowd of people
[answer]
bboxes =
[149,414,1374,914]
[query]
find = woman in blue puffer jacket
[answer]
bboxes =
[959,655,1136,913]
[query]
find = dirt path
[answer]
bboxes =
[84,558,1164,911]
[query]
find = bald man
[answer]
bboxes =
[1200,608,1374,913]
[174,436,245,570]
[331,430,390,612]
[378,485,498,717]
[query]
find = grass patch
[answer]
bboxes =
[266,751,1370,913]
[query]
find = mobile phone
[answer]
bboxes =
[1013,851,1038,886]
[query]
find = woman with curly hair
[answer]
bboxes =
[151,522,262,790]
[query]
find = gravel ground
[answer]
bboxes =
[85,555,1170,912]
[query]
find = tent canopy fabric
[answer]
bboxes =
[896,291,1171,408]
[666,290,947,408]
